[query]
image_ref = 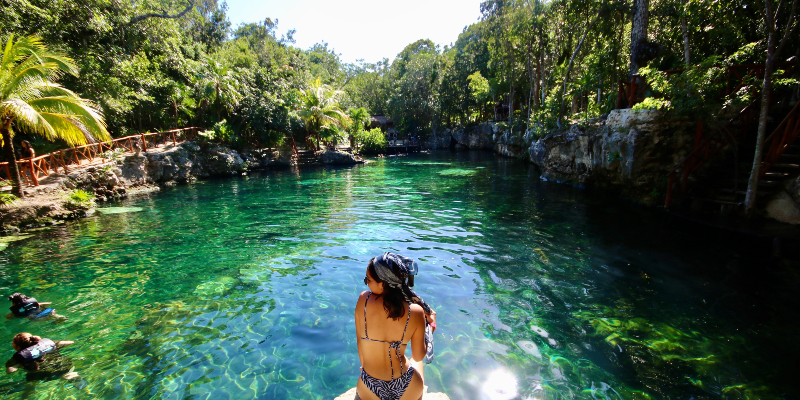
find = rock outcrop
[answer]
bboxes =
[765,174,800,224]
[528,110,695,202]
[428,122,498,151]
[321,150,364,165]
[0,141,291,231]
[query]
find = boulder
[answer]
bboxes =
[321,150,363,165]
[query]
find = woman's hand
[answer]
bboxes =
[425,311,437,332]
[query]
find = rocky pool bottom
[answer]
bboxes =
[0,151,797,400]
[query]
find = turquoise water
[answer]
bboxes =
[0,151,798,399]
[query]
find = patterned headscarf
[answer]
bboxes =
[372,252,432,314]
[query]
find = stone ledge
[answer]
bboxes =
[334,386,450,400]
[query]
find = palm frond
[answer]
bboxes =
[27,96,109,143]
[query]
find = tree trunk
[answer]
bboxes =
[681,6,691,66]
[509,83,515,131]
[629,0,650,78]
[557,1,606,128]
[1,122,24,198]
[744,54,775,214]
[744,0,798,214]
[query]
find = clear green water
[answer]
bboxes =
[1,151,798,399]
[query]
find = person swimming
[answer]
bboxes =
[4,332,84,388]
[355,252,437,400]
[6,293,60,320]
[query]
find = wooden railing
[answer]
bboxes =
[1,127,199,187]
[662,66,799,207]
[664,102,760,207]
[760,101,800,178]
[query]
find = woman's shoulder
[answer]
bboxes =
[355,291,370,307]
[408,303,426,320]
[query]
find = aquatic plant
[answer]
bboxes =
[63,189,96,210]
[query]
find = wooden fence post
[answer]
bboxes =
[29,159,38,186]
[141,134,148,152]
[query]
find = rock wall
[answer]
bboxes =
[0,142,292,231]
[528,110,694,202]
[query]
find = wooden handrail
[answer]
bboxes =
[0,127,201,186]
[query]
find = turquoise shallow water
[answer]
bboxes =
[0,151,798,399]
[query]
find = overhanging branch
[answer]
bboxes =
[126,0,195,27]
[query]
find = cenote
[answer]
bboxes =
[0,151,798,399]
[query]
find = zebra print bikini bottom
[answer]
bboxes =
[359,365,415,400]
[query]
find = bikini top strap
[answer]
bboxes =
[399,301,412,342]
[363,292,371,339]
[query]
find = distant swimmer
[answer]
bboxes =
[6,293,63,320]
[5,332,85,389]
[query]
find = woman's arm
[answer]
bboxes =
[38,302,52,307]
[409,304,427,378]
[55,340,74,349]
[355,291,368,369]
[5,358,18,374]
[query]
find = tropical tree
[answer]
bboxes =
[199,60,241,121]
[346,107,371,151]
[296,77,350,150]
[0,35,110,198]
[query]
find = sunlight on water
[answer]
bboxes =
[482,369,518,400]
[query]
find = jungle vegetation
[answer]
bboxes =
[1,0,797,208]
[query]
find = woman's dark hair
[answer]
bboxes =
[8,293,28,305]
[13,332,41,349]
[368,258,426,321]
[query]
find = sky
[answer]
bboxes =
[224,0,485,64]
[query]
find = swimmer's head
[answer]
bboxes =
[8,293,29,305]
[12,332,41,351]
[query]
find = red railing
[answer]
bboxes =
[664,102,760,207]
[1,127,199,187]
[651,61,798,207]
[760,101,800,178]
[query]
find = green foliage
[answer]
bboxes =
[102,148,126,163]
[607,151,622,163]
[346,107,371,134]
[212,120,235,143]
[297,78,350,144]
[0,193,19,206]
[64,189,96,210]
[353,128,387,154]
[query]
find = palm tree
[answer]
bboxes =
[199,60,240,121]
[297,77,350,151]
[347,107,371,151]
[0,35,110,198]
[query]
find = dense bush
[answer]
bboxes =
[354,128,387,154]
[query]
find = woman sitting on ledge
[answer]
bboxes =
[355,252,436,400]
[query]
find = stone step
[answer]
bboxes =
[770,163,800,169]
